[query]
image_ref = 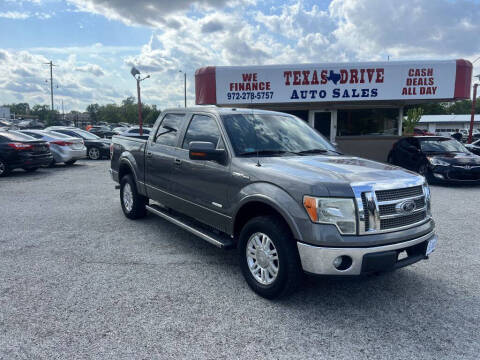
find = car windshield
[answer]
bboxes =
[73,129,100,139]
[221,113,336,156]
[420,138,468,153]
[4,131,36,141]
[47,131,76,139]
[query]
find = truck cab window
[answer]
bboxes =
[154,113,185,147]
[182,114,223,150]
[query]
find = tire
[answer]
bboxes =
[23,167,38,172]
[87,147,101,160]
[238,215,302,299]
[65,160,76,166]
[120,174,147,219]
[48,159,56,168]
[0,159,10,177]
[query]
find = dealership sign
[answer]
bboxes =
[195,60,472,105]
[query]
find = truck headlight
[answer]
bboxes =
[427,157,449,167]
[422,182,432,216]
[303,196,357,235]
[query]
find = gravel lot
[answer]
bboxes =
[1,160,479,359]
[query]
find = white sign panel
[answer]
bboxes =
[215,60,457,104]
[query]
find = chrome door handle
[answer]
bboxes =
[174,158,182,165]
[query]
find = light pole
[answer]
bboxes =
[130,67,150,136]
[468,74,480,144]
[179,70,186,107]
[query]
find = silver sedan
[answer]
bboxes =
[19,129,87,165]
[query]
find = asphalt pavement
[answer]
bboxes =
[0,161,479,359]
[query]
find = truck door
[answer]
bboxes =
[172,113,231,232]
[145,113,186,208]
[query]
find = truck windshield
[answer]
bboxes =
[221,113,336,156]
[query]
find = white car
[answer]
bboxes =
[119,127,152,137]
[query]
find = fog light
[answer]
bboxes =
[333,255,353,271]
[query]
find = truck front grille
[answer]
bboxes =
[358,184,429,234]
[375,185,423,202]
[380,210,427,230]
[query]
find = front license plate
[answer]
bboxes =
[426,237,437,256]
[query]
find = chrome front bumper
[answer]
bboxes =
[297,231,437,275]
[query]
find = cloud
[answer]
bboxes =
[67,0,232,27]
[0,11,30,19]
[0,10,54,20]
[74,64,106,76]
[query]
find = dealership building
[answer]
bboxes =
[195,59,472,161]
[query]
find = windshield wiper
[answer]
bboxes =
[297,148,343,155]
[238,149,301,157]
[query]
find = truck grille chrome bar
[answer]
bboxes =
[352,179,431,235]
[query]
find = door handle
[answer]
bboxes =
[146,151,153,158]
[174,158,182,165]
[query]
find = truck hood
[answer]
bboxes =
[252,155,419,184]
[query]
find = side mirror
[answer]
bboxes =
[189,141,226,163]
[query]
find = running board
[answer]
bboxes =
[145,204,235,249]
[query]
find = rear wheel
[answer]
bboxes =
[238,215,302,299]
[120,174,147,219]
[65,160,76,166]
[0,159,10,177]
[87,147,101,160]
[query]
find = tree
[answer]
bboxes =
[404,107,424,134]
[86,104,100,124]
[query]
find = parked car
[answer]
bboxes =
[465,139,480,156]
[119,126,152,138]
[19,129,86,166]
[112,126,129,135]
[88,126,116,139]
[110,108,437,299]
[413,128,434,136]
[0,130,53,176]
[45,126,111,160]
[388,136,480,183]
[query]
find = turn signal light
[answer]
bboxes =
[303,196,318,222]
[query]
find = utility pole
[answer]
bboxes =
[130,67,150,136]
[184,72,187,108]
[468,75,480,144]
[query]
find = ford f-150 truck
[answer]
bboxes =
[110,107,437,299]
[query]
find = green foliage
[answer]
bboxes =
[404,107,424,134]
[3,98,161,126]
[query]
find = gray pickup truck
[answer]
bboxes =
[110,107,437,299]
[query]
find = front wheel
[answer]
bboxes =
[65,160,76,166]
[120,174,147,219]
[0,159,10,177]
[238,215,302,299]
[87,147,101,160]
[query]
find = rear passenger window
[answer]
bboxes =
[155,113,185,147]
[182,115,223,150]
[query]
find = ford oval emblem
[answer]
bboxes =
[396,200,416,214]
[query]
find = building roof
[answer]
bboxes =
[419,114,479,123]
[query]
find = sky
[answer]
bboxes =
[1,0,480,112]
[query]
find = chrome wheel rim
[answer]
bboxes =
[0,161,4,175]
[246,232,279,285]
[123,183,133,212]
[89,148,100,160]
